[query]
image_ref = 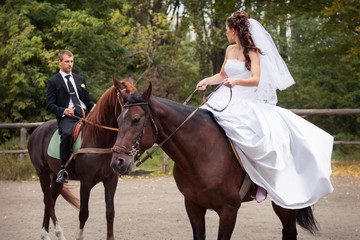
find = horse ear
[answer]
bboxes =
[118,84,129,101]
[112,75,121,89]
[142,82,152,101]
[112,75,129,101]
[127,76,134,84]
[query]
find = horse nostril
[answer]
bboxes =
[116,157,124,167]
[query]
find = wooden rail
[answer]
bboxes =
[291,109,360,116]
[1,109,359,158]
[0,122,43,158]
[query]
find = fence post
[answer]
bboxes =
[20,127,26,160]
[162,151,169,174]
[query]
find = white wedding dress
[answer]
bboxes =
[201,59,334,209]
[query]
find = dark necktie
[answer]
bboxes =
[65,75,82,116]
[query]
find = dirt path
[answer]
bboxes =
[0,175,359,240]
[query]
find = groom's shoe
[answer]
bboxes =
[56,170,68,184]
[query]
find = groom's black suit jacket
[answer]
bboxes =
[46,72,95,125]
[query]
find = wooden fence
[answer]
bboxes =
[1,109,359,159]
[0,122,43,159]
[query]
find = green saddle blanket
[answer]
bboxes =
[47,130,82,160]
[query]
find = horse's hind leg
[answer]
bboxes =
[51,174,67,240]
[184,198,206,240]
[38,172,58,238]
[39,171,66,240]
[103,175,118,240]
[272,202,298,240]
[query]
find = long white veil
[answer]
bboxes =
[249,18,295,105]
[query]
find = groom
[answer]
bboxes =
[46,50,95,183]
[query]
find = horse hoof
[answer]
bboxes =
[41,228,51,240]
[76,228,84,240]
[55,224,66,240]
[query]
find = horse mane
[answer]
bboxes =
[82,78,137,142]
[126,92,211,120]
[82,86,118,141]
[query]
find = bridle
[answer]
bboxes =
[63,87,131,168]
[111,102,158,165]
[110,83,233,167]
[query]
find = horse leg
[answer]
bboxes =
[51,174,67,240]
[184,198,206,240]
[41,227,51,240]
[38,171,58,239]
[103,175,118,240]
[76,183,92,240]
[217,205,239,240]
[272,202,298,240]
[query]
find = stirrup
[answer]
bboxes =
[56,169,69,183]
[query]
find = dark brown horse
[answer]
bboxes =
[110,83,318,240]
[28,77,136,240]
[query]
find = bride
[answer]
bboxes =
[196,10,333,209]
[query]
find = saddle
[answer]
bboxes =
[71,121,83,146]
[229,139,255,201]
[47,121,83,160]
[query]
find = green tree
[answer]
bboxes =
[112,1,199,101]
[1,0,359,142]
[0,0,125,125]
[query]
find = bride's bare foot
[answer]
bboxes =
[256,186,267,203]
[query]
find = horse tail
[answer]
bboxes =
[296,206,318,234]
[61,185,80,210]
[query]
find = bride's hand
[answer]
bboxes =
[197,79,208,91]
[222,78,236,88]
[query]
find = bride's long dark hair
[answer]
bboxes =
[226,11,263,70]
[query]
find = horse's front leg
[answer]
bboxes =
[76,183,93,240]
[103,175,119,240]
[184,198,206,240]
[217,204,240,240]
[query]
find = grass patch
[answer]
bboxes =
[332,145,360,162]
[124,146,175,179]
[0,137,37,181]
[0,137,173,181]
[1,136,359,181]
[0,154,37,181]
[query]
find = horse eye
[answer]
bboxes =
[132,117,141,125]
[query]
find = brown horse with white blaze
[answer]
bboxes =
[111,83,318,240]
[28,77,136,240]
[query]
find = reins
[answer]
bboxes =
[184,83,232,112]
[72,90,125,132]
[133,83,232,167]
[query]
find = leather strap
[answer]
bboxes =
[64,147,113,168]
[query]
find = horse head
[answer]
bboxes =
[116,76,137,94]
[111,83,158,175]
[81,76,137,143]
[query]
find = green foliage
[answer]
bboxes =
[0,155,36,181]
[133,147,175,178]
[0,137,36,180]
[1,0,359,145]
[111,4,200,102]
[1,1,51,124]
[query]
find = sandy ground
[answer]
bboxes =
[0,175,359,240]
